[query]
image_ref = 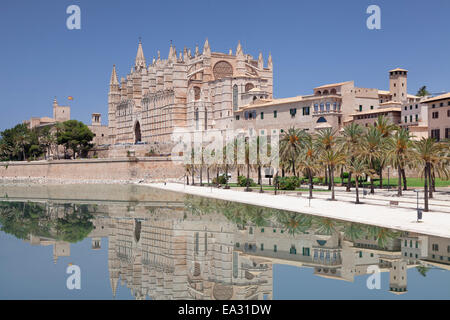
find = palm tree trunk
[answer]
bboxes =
[324,166,328,186]
[308,168,313,199]
[431,168,436,192]
[355,176,360,204]
[258,165,262,185]
[186,174,189,185]
[401,168,407,190]
[328,165,332,190]
[397,166,402,197]
[207,167,210,185]
[428,165,433,199]
[192,167,195,186]
[346,171,352,192]
[424,163,429,212]
[246,163,250,191]
[331,166,335,200]
[340,167,344,186]
[225,164,229,188]
[292,160,296,177]
[379,166,383,190]
[199,165,203,186]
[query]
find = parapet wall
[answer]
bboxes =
[0,157,184,182]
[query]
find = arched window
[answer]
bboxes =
[194,86,201,100]
[326,102,330,112]
[314,103,319,112]
[320,103,324,112]
[245,83,254,92]
[323,90,329,95]
[330,88,337,95]
[316,90,321,96]
[194,108,199,130]
[233,84,238,110]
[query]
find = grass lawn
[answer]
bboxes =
[333,177,450,188]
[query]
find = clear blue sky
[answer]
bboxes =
[1,0,449,131]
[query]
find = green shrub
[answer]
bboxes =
[212,174,228,185]
[342,172,349,179]
[238,175,255,187]
[275,176,301,190]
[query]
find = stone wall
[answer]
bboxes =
[0,157,184,182]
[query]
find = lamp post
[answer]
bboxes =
[414,189,422,222]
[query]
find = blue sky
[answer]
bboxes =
[1,0,449,130]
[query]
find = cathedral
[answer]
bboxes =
[108,39,273,144]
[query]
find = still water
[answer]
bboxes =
[0,184,449,300]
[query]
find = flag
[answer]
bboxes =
[68,96,74,101]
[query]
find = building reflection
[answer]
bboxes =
[1,196,449,299]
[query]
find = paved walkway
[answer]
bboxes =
[146,182,450,239]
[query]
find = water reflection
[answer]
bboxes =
[0,187,449,299]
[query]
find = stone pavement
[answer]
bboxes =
[147,182,450,239]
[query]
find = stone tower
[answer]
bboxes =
[389,68,408,102]
[389,258,408,294]
[108,65,120,143]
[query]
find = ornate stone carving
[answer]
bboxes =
[213,61,233,80]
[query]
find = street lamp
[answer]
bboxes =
[414,189,423,222]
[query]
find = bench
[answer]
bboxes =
[389,200,399,206]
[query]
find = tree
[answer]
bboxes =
[386,128,414,196]
[341,123,364,192]
[357,126,386,194]
[374,115,397,189]
[56,120,94,159]
[296,133,319,199]
[320,147,346,200]
[37,126,56,160]
[280,127,304,176]
[416,86,431,97]
[412,138,447,212]
[347,159,370,204]
[315,128,338,190]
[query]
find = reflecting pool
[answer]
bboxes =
[0,184,449,300]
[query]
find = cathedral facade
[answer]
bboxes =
[108,39,273,144]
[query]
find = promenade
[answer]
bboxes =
[147,182,450,239]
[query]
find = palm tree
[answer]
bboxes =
[367,226,400,249]
[14,131,31,161]
[347,159,370,204]
[343,222,364,241]
[320,147,347,200]
[280,127,304,176]
[357,126,385,194]
[315,128,338,189]
[412,138,447,211]
[296,133,319,199]
[416,265,431,277]
[386,128,413,196]
[341,123,364,192]
[416,86,431,97]
[374,115,397,189]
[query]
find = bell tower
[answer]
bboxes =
[389,68,408,102]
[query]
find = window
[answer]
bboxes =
[359,105,363,112]
[447,110,450,117]
[320,103,324,112]
[440,102,444,107]
[261,228,264,233]
[416,104,418,109]
[404,106,407,111]
[303,106,310,115]
[290,245,297,255]
[404,116,407,123]
[326,102,330,112]
[290,108,297,118]
[235,115,240,120]
[302,247,310,256]
[314,104,319,112]
[260,243,264,251]
[410,105,413,110]
[415,114,418,122]
[370,105,374,110]
[432,111,439,119]
[232,84,238,110]
[260,112,264,120]
[446,128,450,139]
[274,110,277,118]
[416,241,419,248]
[432,244,439,251]
[431,129,440,141]
[410,115,413,122]
[274,245,277,252]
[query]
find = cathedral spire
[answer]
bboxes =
[203,38,211,56]
[110,64,119,85]
[135,38,146,71]
[195,44,199,57]
[258,52,264,69]
[268,52,273,70]
[168,42,174,62]
[236,41,243,56]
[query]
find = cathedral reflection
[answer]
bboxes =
[1,194,449,300]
